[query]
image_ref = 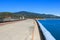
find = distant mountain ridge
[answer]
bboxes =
[14,11,60,18]
[0,11,60,19]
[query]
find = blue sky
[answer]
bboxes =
[0,0,60,16]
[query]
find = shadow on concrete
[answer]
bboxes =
[36,20,46,40]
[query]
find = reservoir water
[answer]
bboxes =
[38,19,60,40]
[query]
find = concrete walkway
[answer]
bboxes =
[0,19,41,40]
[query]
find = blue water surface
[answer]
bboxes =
[38,20,60,40]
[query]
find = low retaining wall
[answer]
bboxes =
[37,20,56,40]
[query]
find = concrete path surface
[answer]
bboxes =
[33,21,41,40]
[0,19,41,40]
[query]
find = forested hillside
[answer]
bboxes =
[0,11,60,19]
